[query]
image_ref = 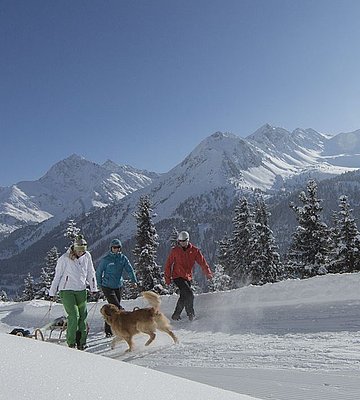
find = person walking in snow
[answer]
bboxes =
[96,238,138,337]
[164,231,213,321]
[49,234,98,350]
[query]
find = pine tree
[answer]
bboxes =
[0,290,8,301]
[217,234,233,284]
[64,219,80,247]
[286,180,331,278]
[230,197,256,286]
[36,246,59,299]
[170,226,179,248]
[208,264,231,292]
[249,196,282,285]
[122,279,140,300]
[133,195,166,293]
[22,273,35,301]
[330,195,360,273]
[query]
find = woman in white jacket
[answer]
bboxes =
[49,234,98,350]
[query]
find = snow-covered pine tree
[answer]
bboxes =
[330,209,341,253]
[286,180,331,279]
[170,226,179,248]
[122,279,140,300]
[64,219,80,247]
[330,195,360,273]
[217,233,233,279]
[0,290,8,301]
[133,195,166,294]
[229,197,256,286]
[208,264,231,292]
[36,246,60,299]
[162,227,180,295]
[21,272,36,301]
[249,196,282,285]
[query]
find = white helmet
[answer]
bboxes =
[178,231,190,241]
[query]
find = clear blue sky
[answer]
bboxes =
[1,0,360,186]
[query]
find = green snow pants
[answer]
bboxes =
[59,290,88,347]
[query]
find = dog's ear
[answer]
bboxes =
[104,305,113,316]
[100,305,110,316]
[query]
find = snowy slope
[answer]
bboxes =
[0,272,359,400]
[321,128,360,167]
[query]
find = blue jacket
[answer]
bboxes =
[96,251,138,289]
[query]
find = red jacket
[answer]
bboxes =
[164,243,213,285]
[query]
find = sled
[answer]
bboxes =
[37,316,67,342]
[9,316,67,342]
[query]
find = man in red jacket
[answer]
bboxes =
[164,231,213,321]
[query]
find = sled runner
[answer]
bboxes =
[37,316,68,341]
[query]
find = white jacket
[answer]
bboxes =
[49,249,98,296]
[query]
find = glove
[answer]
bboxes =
[49,294,58,302]
[92,292,101,301]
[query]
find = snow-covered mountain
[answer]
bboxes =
[0,154,159,239]
[1,124,360,290]
[321,128,360,167]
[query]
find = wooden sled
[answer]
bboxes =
[38,316,67,342]
[9,316,67,343]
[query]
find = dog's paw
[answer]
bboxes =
[124,348,132,353]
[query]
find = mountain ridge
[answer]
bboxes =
[1,124,360,291]
[0,155,159,239]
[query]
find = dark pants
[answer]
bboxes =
[173,278,194,318]
[101,286,123,335]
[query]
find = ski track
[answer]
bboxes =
[88,328,360,372]
[1,274,360,400]
[85,298,360,374]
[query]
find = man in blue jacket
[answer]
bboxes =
[96,239,138,337]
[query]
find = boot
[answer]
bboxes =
[171,313,181,321]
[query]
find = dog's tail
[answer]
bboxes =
[142,291,161,311]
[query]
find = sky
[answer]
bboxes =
[1,0,360,187]
[0,272,359,399]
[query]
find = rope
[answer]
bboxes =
[87,300,99,326]
[32,299,55,340]
[36,300,53,328]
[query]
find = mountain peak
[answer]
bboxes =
[248,124,290,140]
[209,131,237,140]
[102,159,120,170]
[66,154,84,161]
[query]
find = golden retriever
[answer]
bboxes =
[100,291,178,352]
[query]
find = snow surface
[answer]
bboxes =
[0,273,359,400]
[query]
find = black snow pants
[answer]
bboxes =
[172,278,194,318]
[101,286,124,335]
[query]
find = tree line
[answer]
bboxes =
[2,179,360,302]
[218,179,360,289]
